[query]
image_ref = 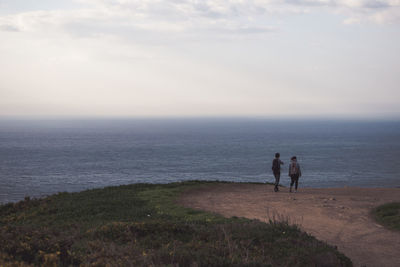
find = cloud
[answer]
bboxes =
[0,1,279,46]
[286,0,393,8]
[0,24,20,32]
[1,1,399,118]
[0,0,399,40]
[283,0,400,23]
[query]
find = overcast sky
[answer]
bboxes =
[1,0,399,118]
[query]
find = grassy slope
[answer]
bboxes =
[371,202,400,231]
[0,181,352,266]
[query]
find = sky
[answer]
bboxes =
[0,0,400,119]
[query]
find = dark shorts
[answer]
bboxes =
[290,174,299,181]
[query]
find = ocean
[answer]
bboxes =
[0,118,399,203]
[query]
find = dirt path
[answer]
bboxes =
[179,184,400,267]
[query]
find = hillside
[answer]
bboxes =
[0,181,351,266]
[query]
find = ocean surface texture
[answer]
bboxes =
[0,119,399,203]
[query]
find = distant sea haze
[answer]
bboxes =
[0,118,399,203]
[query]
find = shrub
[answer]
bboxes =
[371,202,400,231]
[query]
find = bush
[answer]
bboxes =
[371,202,400,231]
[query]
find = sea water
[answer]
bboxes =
[0,118,399,203]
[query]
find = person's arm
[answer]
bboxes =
[288,163,291,176]
[298,164,302,177]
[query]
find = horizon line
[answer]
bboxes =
[0,115,400,122]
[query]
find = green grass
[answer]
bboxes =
[0,181,352,266]
[371,202,400,231]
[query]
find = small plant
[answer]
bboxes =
[371,202,400,231]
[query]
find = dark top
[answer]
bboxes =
[272,158,283,173]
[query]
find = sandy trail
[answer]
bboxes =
[179,184,400,267]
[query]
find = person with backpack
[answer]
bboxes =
[271,153,284,192]
[288,156,302,193]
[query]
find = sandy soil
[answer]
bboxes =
[178,183,400,267]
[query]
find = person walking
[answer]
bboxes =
[288,156,302,193]
[272,153,284,192]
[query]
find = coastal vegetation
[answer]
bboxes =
[0,181,351,266]
[372,202,400,231]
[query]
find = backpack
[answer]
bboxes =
[290,163,299,175]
